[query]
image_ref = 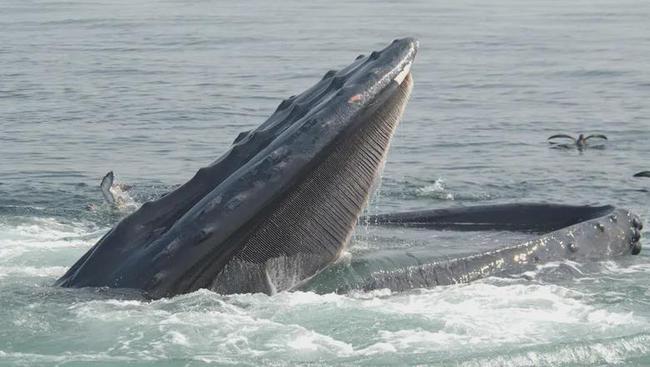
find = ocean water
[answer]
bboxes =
[2,0,650,365]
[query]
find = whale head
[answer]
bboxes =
[57,38,419,298]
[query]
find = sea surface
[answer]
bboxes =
[2,0,650,365]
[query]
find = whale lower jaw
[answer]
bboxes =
[299,204,642,294]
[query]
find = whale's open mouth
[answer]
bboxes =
[205,72,414,296]
[56,38,419,298]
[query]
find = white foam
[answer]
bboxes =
[1,215,645,364]
[355,342,397,355]
[344,282,646,353]
[458,334,650,366]
[165,331,190,347]
[0,350,145,364]
[9,280,641,365]
[284,329,353,354]
[0,217,103,265]
[517,260,585,279]
[0,265,68,279]
[415,179,455,200]
[109,185,139,212]
[600,261,650,275]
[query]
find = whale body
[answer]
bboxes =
[57,39,642,299]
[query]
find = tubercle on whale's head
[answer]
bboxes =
[340,38,418,106]
[252,37,418,141]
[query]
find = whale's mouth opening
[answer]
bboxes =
[164,73,415,296]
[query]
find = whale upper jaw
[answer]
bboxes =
[56,38,419,298]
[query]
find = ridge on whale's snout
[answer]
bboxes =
[56,38,419,299]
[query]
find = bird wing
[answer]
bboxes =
[100,171,116,205]
[585,134,608,141]
[547,134,575,142]
[634,171,650,178]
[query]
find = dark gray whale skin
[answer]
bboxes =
[56,38,418,299]
[300,203,643,294]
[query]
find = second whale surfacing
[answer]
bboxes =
[56,38,418,298]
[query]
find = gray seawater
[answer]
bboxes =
[2,0,650,365]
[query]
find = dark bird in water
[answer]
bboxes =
[634,171,650,178]
[547,133,607,150]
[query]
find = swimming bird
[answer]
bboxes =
[547,133,607,149]
[634,171,650,178]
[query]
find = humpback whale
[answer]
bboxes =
[57,38,418,298]
[301,203,642,293]
[57,39,642,299]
